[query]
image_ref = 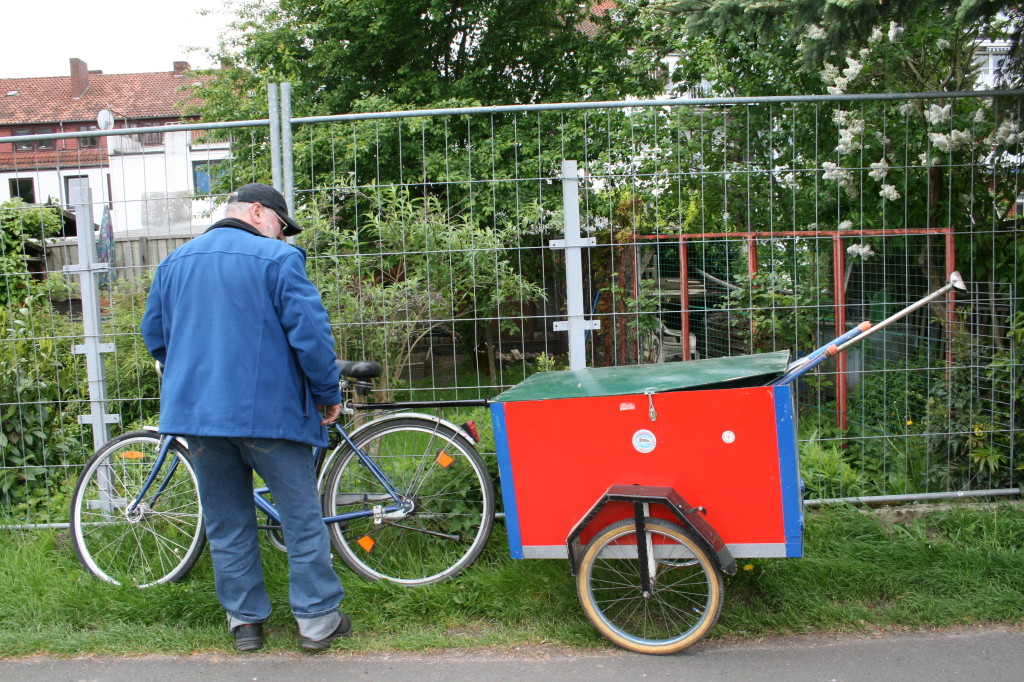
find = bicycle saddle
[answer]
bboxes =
[336,359,382,379]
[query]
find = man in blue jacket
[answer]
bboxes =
[141,183,350,652]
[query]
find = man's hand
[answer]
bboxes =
[319,404,342,425]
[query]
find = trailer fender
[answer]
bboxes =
[566,484,737,576]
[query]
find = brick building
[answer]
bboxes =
[0,58,228,236]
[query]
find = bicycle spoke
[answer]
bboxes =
[578,519,723,654]
[382,521,461,541]
[71,433,206,587]
[323,418,494,585]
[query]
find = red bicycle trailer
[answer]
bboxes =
[489,272,965,655]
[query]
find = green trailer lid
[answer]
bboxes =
[493,351,791,403]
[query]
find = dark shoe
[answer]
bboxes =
[300,612,352,651]
[232,622,264,652]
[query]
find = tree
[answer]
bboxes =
[638,2,1023,487]
[654,0,1022,84]
[189,0,672,194]
[184,1,675,372]
[633,1,1022,306]
[204,0,667,112]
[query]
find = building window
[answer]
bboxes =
[9,178,35,203]
[12,127,55,151]
[36,128,55,150]
[13,128,32,151]
[974,47,1009,88]
[79,125,99,148]
[132,122,164,146]
[65,175,90,209]
[192,160,221,194]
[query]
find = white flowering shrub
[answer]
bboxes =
[804,6,1021,248]
[652,0,1023,500]
[846,243,875,260]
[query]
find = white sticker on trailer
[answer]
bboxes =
[632,429,657,453]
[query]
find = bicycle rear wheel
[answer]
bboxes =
[70,431,206,587]
[577,518,723,654]
[322,416,494,586]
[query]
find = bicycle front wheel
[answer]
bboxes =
[577,518,724,654]
[70,431,206,587]
[322,417,494,586]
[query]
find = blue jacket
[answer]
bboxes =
[141,219,341,447]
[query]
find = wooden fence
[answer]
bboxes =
[43,234,191,279]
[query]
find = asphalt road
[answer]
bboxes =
[2,626,1022,681]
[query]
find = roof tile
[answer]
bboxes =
[0,70,202,125]
[0,148,108,172]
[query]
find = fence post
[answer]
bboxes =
[551,160,599,370]
[281,82,295,218]
[63,187,119,451]
[268,83,282,191]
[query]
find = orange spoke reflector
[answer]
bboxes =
[357,535,375,553]
[435,451,455,468]
[120,451,146,459]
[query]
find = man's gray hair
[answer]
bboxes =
[225,199,253,216]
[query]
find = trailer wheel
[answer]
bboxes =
[576,517,724,654]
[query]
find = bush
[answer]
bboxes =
[923,315,1017,490]
[719,268,830,357]
[301,188,544,398]
[800,428,864,499]
[0,295,88,517]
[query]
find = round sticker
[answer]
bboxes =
[632,429,657,454]
[722,430,736,444]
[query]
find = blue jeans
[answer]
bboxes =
[185,436,344,638]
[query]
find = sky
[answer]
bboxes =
[0,0,231,78]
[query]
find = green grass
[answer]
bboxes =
[2,504,1024,656]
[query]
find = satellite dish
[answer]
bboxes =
[96,109,115,130]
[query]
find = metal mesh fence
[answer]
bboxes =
[1,90,1021,525]
[1,121,270,523]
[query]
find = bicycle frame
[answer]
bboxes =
[128,394,488,534]
[124,425,410,529]
[254,422,409,528]
[126,434,185,514]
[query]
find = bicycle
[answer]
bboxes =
[70,360,495,589]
